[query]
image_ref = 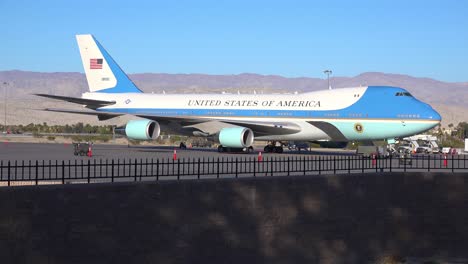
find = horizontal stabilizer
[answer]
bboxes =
[40,108,122,121]
[35,94,116,109]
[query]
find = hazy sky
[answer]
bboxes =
[1,0,467,82]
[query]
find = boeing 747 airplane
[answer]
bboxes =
[37,34,441,153]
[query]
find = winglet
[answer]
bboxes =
[76,34,142,93]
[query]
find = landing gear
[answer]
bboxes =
[218,145,225,152]
[263,141,284,153]
[246,146,254,153]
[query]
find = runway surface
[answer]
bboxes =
[0,142,356,162]
[1,142,466,188]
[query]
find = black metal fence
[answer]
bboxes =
[1,154,467,186]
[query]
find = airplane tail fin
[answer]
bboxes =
[76,34,142,93]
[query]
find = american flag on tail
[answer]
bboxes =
[90,58,103,69]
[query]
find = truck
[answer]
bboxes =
[402,135,440,153]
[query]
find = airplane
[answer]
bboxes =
[36,34,442,153]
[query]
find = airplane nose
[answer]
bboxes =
[430,108,442,121]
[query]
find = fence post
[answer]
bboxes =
[87,160,91,184]
[318,156,321,175]
[235,158,238,178]
[361,155,364,174]
[270,157,273,176]
[427,155,430,172]
[111,160,115,183]
[287,157,290,176]
[253,157,256,177]
[452,155,455,173]
[390,155,392,172]
[156,159,160,181]
[62,160,65,184]
[197,158,201,179]
[348,156,351,174]
[404,156,407,172]
[331,156,335,174]
[35,160,39,185]
[302,156,308,175]
[376,157,378,173]
[7,161,10,187]
[134,159,138,182]
[177,159,180,180]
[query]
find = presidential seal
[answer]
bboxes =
[354,123,364,133]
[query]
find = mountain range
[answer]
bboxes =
[0,70,466,127]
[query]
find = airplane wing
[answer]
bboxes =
[39,102,301,136]
[139,115,302,136]
[35,94,116,109]
[40,108,122,121]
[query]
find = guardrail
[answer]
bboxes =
[0,154,467,186]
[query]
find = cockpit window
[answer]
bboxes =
[395,92,413,97]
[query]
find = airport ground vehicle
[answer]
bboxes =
[402,135,440,154]
[191,138,213,148]
[287,141,309,151]
[416,144,432,154]
[356,146,389,158]
[398,149,412,165]
[73,142,91,156]
[441,147,458,155]
[397,142,414,153]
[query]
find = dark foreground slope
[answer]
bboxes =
[0,173,467,263]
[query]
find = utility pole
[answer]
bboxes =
[2,82,7,133]
[323,70,332,90]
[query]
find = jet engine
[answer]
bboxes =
[218,127,254,148]
[122,119,160,140]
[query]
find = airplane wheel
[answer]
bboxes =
[247,146,254,153]
[275,146,283,153]
[217,145,224,153]
[264,145,272,153]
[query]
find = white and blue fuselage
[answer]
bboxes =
[85,85,440,142]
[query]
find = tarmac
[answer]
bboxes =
[0,141,357,162]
